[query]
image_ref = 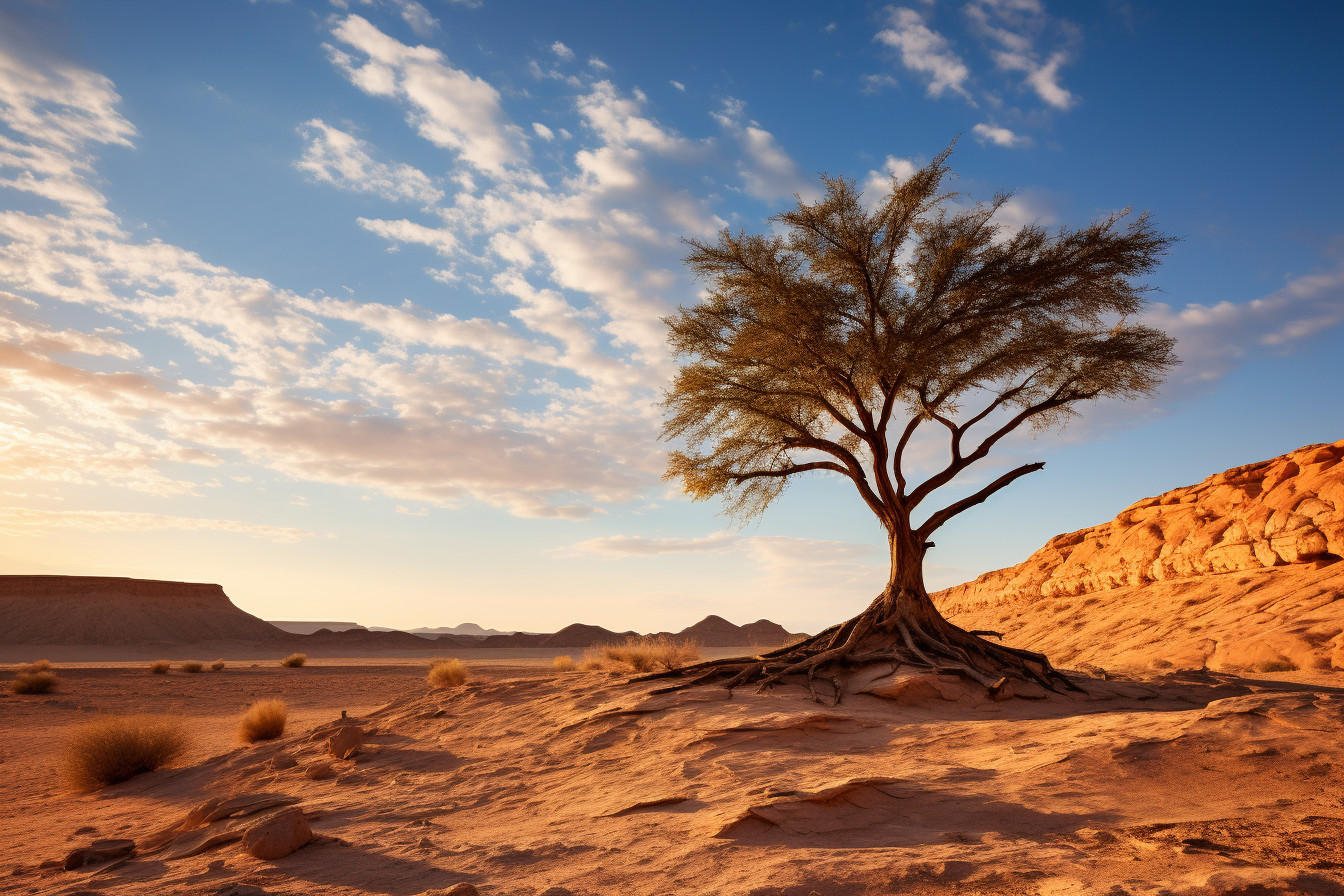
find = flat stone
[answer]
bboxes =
[63,839,134,870]
[240,809,311,860]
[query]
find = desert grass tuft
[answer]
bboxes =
[180,661,204,673]
[552,654,576,672]
[210,659,226,671]
[1254,659,1298,673]
[280,653,307,668]
[12,670,58,694]
[149,660,171,674]
[582,635,702,673]
[427,658,468,689]
[60,715,188,790]
[24,659,53,673]
[238,699,288,743]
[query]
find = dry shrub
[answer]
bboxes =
[427,658,468,689]
[238,699,288,743]
[60,715,188,790]
[280,653,307,668]
[582,636,701,673]
[25,659,53,672]
[210,659,226,671]
[552,654,576,672]
[1254,659,1299,673]
[149,660,171,674]
[180,661,204,673]
[12,670,58,694]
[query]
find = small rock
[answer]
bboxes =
[305,761,337,780]
[424,885,479,896]
[266,754,298,771]
[240,809,312,860]
[63,839,135,870]
[211,885,269,896]
[327,724,363,760]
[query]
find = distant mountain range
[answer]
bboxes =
[0,575,803,655]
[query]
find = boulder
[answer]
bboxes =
[327,724,363,760]
[240,808,311,860]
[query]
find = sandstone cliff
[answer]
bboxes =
[935,440,1344,672]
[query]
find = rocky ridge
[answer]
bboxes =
[935,440,1344,672]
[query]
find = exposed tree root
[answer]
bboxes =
[638,599,1083,705]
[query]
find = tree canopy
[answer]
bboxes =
[664,147,1176,544]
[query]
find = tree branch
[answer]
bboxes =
[916,461,1045,540]
[732,461,849,481]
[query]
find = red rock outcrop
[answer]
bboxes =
[935,440,1344,672]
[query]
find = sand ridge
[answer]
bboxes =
[3,662,1341,895]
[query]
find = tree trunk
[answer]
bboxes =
[640,524,1081,703]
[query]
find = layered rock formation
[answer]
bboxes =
[0,576,285,646]
[935,440,1344,672]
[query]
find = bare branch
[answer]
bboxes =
[917,461,1046,540]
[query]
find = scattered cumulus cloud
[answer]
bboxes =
[874,6,972,101]
[860,73,898,94]
[296,119,443,203]
[550,41,574,61]
[712,98,810,201]
[971,121,1031,148]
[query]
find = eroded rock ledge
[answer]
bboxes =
[937,440,1343,615]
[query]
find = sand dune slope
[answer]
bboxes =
[936,440,1344,672]
[7,666,1342,895]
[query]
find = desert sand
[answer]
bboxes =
[1,658,1341,895]
[3,441,1343,895]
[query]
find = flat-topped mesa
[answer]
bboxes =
[0,575,286,645]
[935,440,1344,617]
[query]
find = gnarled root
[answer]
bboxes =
[637,610,1082,705]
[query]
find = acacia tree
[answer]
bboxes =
[658,148,1176,699]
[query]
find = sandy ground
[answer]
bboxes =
[2,656,1342,896]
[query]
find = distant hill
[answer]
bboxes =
[0,576,286,646]
[270,620,367,635]
[368,623,517,638]
[655,614,798,648]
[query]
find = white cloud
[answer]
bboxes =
[0,506,318,541]
[874,6,972,101]
[860,73,899,94]
[356,216,459,255]
[389,0,438,37]
[712,98,809,201]
[864,154,920,197]
[532,121,554,141]
[327,15,527,178]
[1146,261,1344,388]
[551,41,574,61]
[669,80,685,92]
[971,121,1031,148]
[296,118,443,204]
[556,530,743,557]
[966,0,1078,110]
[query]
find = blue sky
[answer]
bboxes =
[0,0,1340,633]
